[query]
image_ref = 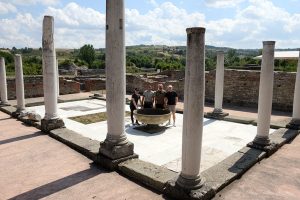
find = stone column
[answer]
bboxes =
[56,59,60,97]
[0,57,9,106]
[287,52,300,129]
[14,54,25,113]
[207,51,228,119]
[98,0,135,168]
[176,28,206,189]
[249,41,275,149]
[41,16,64,132]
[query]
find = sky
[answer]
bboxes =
[0,0,300,49]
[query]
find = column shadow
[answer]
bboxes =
[0,131,43,145]
[8,163,106,200]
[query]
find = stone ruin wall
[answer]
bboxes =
[7,76,80,99]
[5,70,296,112]
[127,69,296,112]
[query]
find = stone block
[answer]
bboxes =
[223,115,254,124]
[41,118,65,132]
[118,159,177,192]
[164,178,215,200]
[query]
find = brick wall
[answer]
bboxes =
[7,76,80,99]
[84,78,106,92]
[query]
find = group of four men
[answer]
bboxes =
[130,84,178,127]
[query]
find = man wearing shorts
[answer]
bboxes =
[142,85,154,108]
[154,84,166,109]
[165,85,178,126]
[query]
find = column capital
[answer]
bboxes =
[186,27,206,34]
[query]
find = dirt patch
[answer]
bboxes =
[69,111,131,124]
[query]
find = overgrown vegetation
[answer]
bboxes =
[1,44,298,77]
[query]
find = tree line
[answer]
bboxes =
[1,44,298,76]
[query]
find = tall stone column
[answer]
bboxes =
[56,59,60,97]
[176,28,206,189]
[14,54,25,114]
[0,57,9,106]
[207,51,228,119]
[287,52,300,129]
[98,0,135,168]
[249,41,275,149]
[41,16,64,132]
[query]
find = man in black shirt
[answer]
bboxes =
[165,85,178,126]
[130,88,140,125]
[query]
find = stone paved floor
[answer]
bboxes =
[214,136,300,200]
[0,112,165,200]
[26,99,275,173]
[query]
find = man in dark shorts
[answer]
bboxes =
[154,84,166,109]
[130,88,140,125]
[165,85,178,126]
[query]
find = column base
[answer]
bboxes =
[286,119,300,130]
[247,136,278,154]
[176,174,205,190]
[12,109,27,118]
[165,176,214,200]
[206,109,229,120]
[99,139,135,160]
[97,139,137,170]
[41,118,65,132]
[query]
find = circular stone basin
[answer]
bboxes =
[134,108,171,125]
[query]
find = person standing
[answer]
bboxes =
[165,85,178,126]
[142,85,154,108]
[154,84,166,109]
[130,88,140,125]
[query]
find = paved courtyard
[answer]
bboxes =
[26,99,275,172]
[0,112,164,200]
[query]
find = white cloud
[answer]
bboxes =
[0,2,17,14]
[1,0,59,6]
[148,0,159,7]
[0,0,300,49]
[44,3,105,28]
[126,2,205,46]
[204,0,245,8]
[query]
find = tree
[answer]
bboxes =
[78,44,95,67]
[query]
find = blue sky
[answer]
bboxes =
[1,0,300,49]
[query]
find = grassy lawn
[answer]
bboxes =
[69,111,131,124]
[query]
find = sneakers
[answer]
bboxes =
[166,121,171,126]
[173,122,176,127]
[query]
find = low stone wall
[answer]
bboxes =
[126,69,296,112]
[84,78,106,92]
[7,76,80,99]
[5,69,296,112]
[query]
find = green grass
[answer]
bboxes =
[69,111,131,124]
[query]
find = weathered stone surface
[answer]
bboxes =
[50,128,100,160]
[7,76,80,100]
[0,106,17,115]
[95,153,138,171]
[99,140,135,160]
[269,128,299,147]
[165,178,215,200]
[41,118,65,132]
[201,147,266,193]
[223,115,254,124]
[205,112,229,120]
[119,159,177,192]
[286,120,300,130]
[27,111,42,121]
